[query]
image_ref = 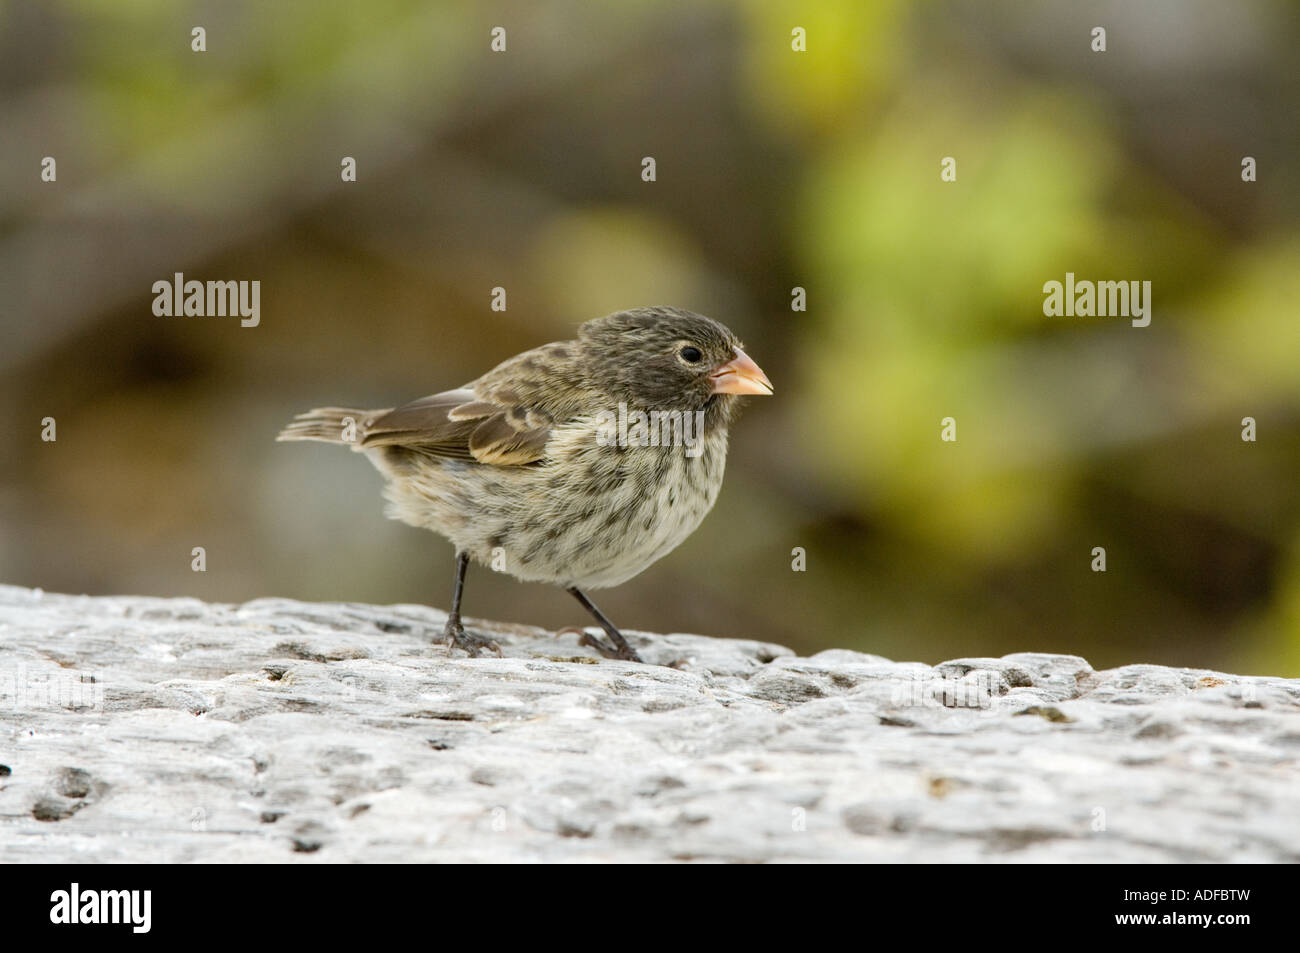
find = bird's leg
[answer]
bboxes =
[566,587,644,663]
[443,552,501,657]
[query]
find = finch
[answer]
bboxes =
[276,306,772,663]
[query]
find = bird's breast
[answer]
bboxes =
[517,427,730,588]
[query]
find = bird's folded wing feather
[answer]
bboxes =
[358,345,584,466]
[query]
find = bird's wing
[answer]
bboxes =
[358,345,582,466]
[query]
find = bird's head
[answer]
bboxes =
[578,307,773,416]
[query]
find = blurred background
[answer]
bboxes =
[2,0,1298,674]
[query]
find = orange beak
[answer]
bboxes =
[709,347,773,396]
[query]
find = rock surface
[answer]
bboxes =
[1,585,1297,862]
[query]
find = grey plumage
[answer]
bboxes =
[277,307,771,660]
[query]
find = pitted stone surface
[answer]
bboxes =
[1,586,1297,862]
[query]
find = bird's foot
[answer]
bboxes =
[555,625,644,663]
[576,629,644,664]
[443,618,501,658]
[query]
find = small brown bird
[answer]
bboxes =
[277,307,772,663]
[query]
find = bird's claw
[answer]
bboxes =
[444,619,502,658]
[577,630,644,664]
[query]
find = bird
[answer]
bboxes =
[276,306,772,663]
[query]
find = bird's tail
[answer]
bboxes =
[276,407,385,446]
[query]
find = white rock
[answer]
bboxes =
[0,584,1297,862]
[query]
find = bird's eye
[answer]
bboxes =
[679,346,703,364]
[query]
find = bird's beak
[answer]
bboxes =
[710,347,773,396]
